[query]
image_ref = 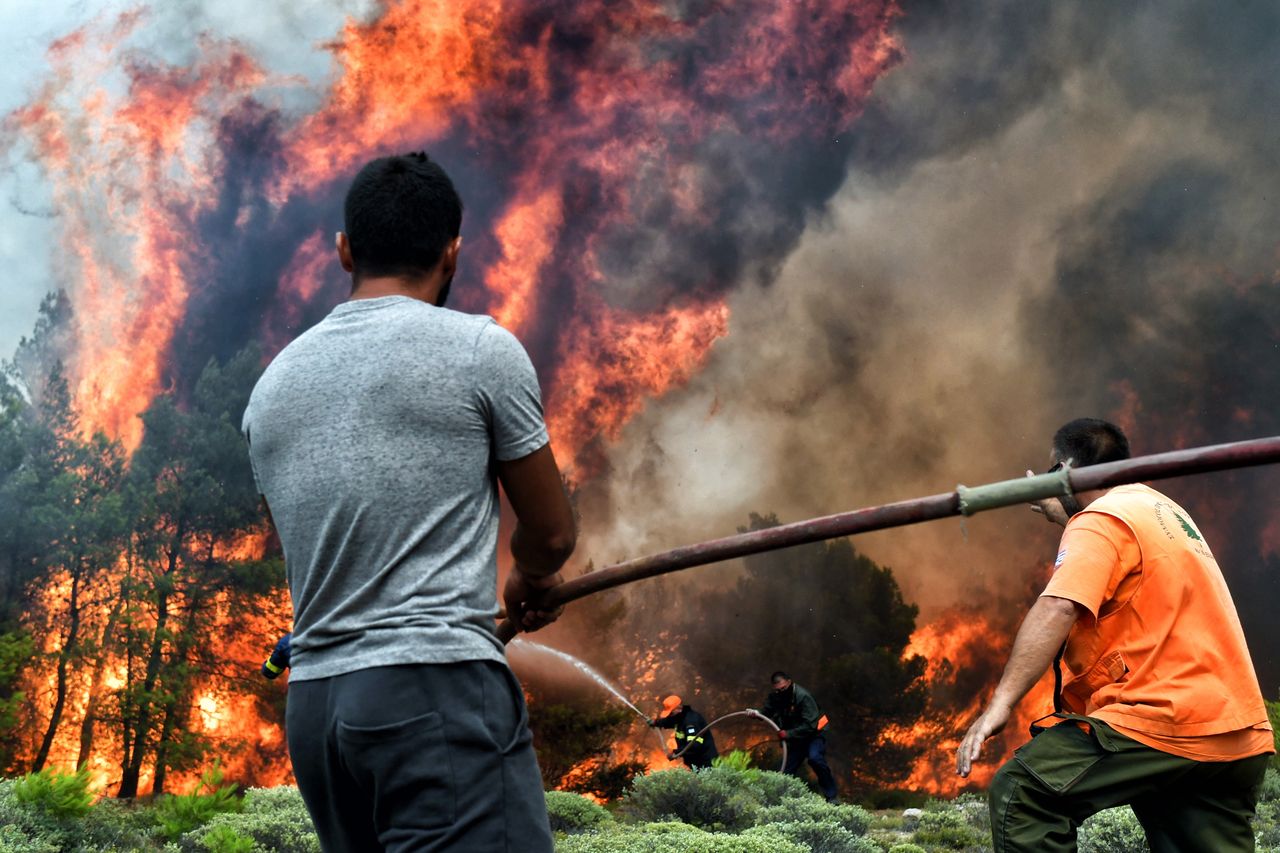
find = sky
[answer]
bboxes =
[0,0,375,358]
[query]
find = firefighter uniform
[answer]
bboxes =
[761,681,837,800]
[653,703,718,769]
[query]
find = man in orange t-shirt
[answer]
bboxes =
[956,418,1273,853]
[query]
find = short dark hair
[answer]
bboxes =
[770,671,790,684]
[1052,418,1131,468]
[342,152,463,282]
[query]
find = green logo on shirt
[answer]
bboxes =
[1173,511,1203,541]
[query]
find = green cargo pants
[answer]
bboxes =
[989,716,1269,853]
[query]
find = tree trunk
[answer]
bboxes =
[117,538,179,799]
[32,563,82,771]
[153,581,205,796]
[77,594,125,768]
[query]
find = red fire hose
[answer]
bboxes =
[498,435,1280,644]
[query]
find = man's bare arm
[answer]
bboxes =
[955,594,1082,777]
[496,444,576,632]
[497,444,576,577]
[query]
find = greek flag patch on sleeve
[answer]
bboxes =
[1054,549,1068,568]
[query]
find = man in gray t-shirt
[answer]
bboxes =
[242,153,575,852]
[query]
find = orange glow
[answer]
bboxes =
[546,297,730,476]
[278,0,512,194]
[894,610,1055,795]
[486,186,564,334]
[12,0,902,795]
[12,22,265,451]
[264,231,337,356]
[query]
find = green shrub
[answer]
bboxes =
[546,790,612,834]
[1260,767,1280,804]
[738,768,816,806]
[179,788,319,853]
[555,822,808,853]
[0,777,76,851]
[887,845,927,853]
[1255,801,1280,851]
[1265,696,1280,768]
[755,798,872,836]
[912,807,984,849]
[619,769,757,831]
[199,824,256,853]
[13,764,94,819]
[948,792,991,834]
[1077,806,1149,853]
[154,763,243,840]
[240,786,310,816]
[0,823,60,853]
[75,796,162,850]
[711,750,753,772]
[743,819,880,853]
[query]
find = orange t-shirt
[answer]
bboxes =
[1041,487,1273,761]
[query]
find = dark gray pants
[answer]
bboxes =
[286,660,553,853]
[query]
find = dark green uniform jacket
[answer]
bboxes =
[762,683,825,739]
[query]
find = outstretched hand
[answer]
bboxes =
[956,702,1012,777]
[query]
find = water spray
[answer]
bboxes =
[510,639,668,755]
[498,435,1280,643]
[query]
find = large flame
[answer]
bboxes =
[6,0,901,470]
[4,0,903,792]
[891,609,1055,795]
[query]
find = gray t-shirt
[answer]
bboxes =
[242,296,549,680]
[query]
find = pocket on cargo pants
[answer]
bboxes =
[1012,719,1109,794]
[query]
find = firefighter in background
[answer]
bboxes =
[649,695,718,769]
[752,670,837,801]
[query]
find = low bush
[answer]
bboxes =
[740,768,817,807]
[153,764,243,841]
[1256,801,1280,851]
[13,765,94,819]
[755,798,872,836]
[948,791,991,835]
[742,819,880,853]
[887,845,927,853]
[1077,806,1149,853]
[197,824,256,853]
[711,750,753,772]
[555,821,809,853]
[912,807,985,850]
[0,823,60,853]
[619,769,757,831]
[0,778,65,845]
[76,797,162,851]
[546,790,613,834]
[179,787,319,853]
[1260,767,1280,804]
[0,775,159,852]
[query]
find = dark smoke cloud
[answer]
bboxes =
[581,0,1280,692]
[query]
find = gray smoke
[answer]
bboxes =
[578,0,1280,688]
